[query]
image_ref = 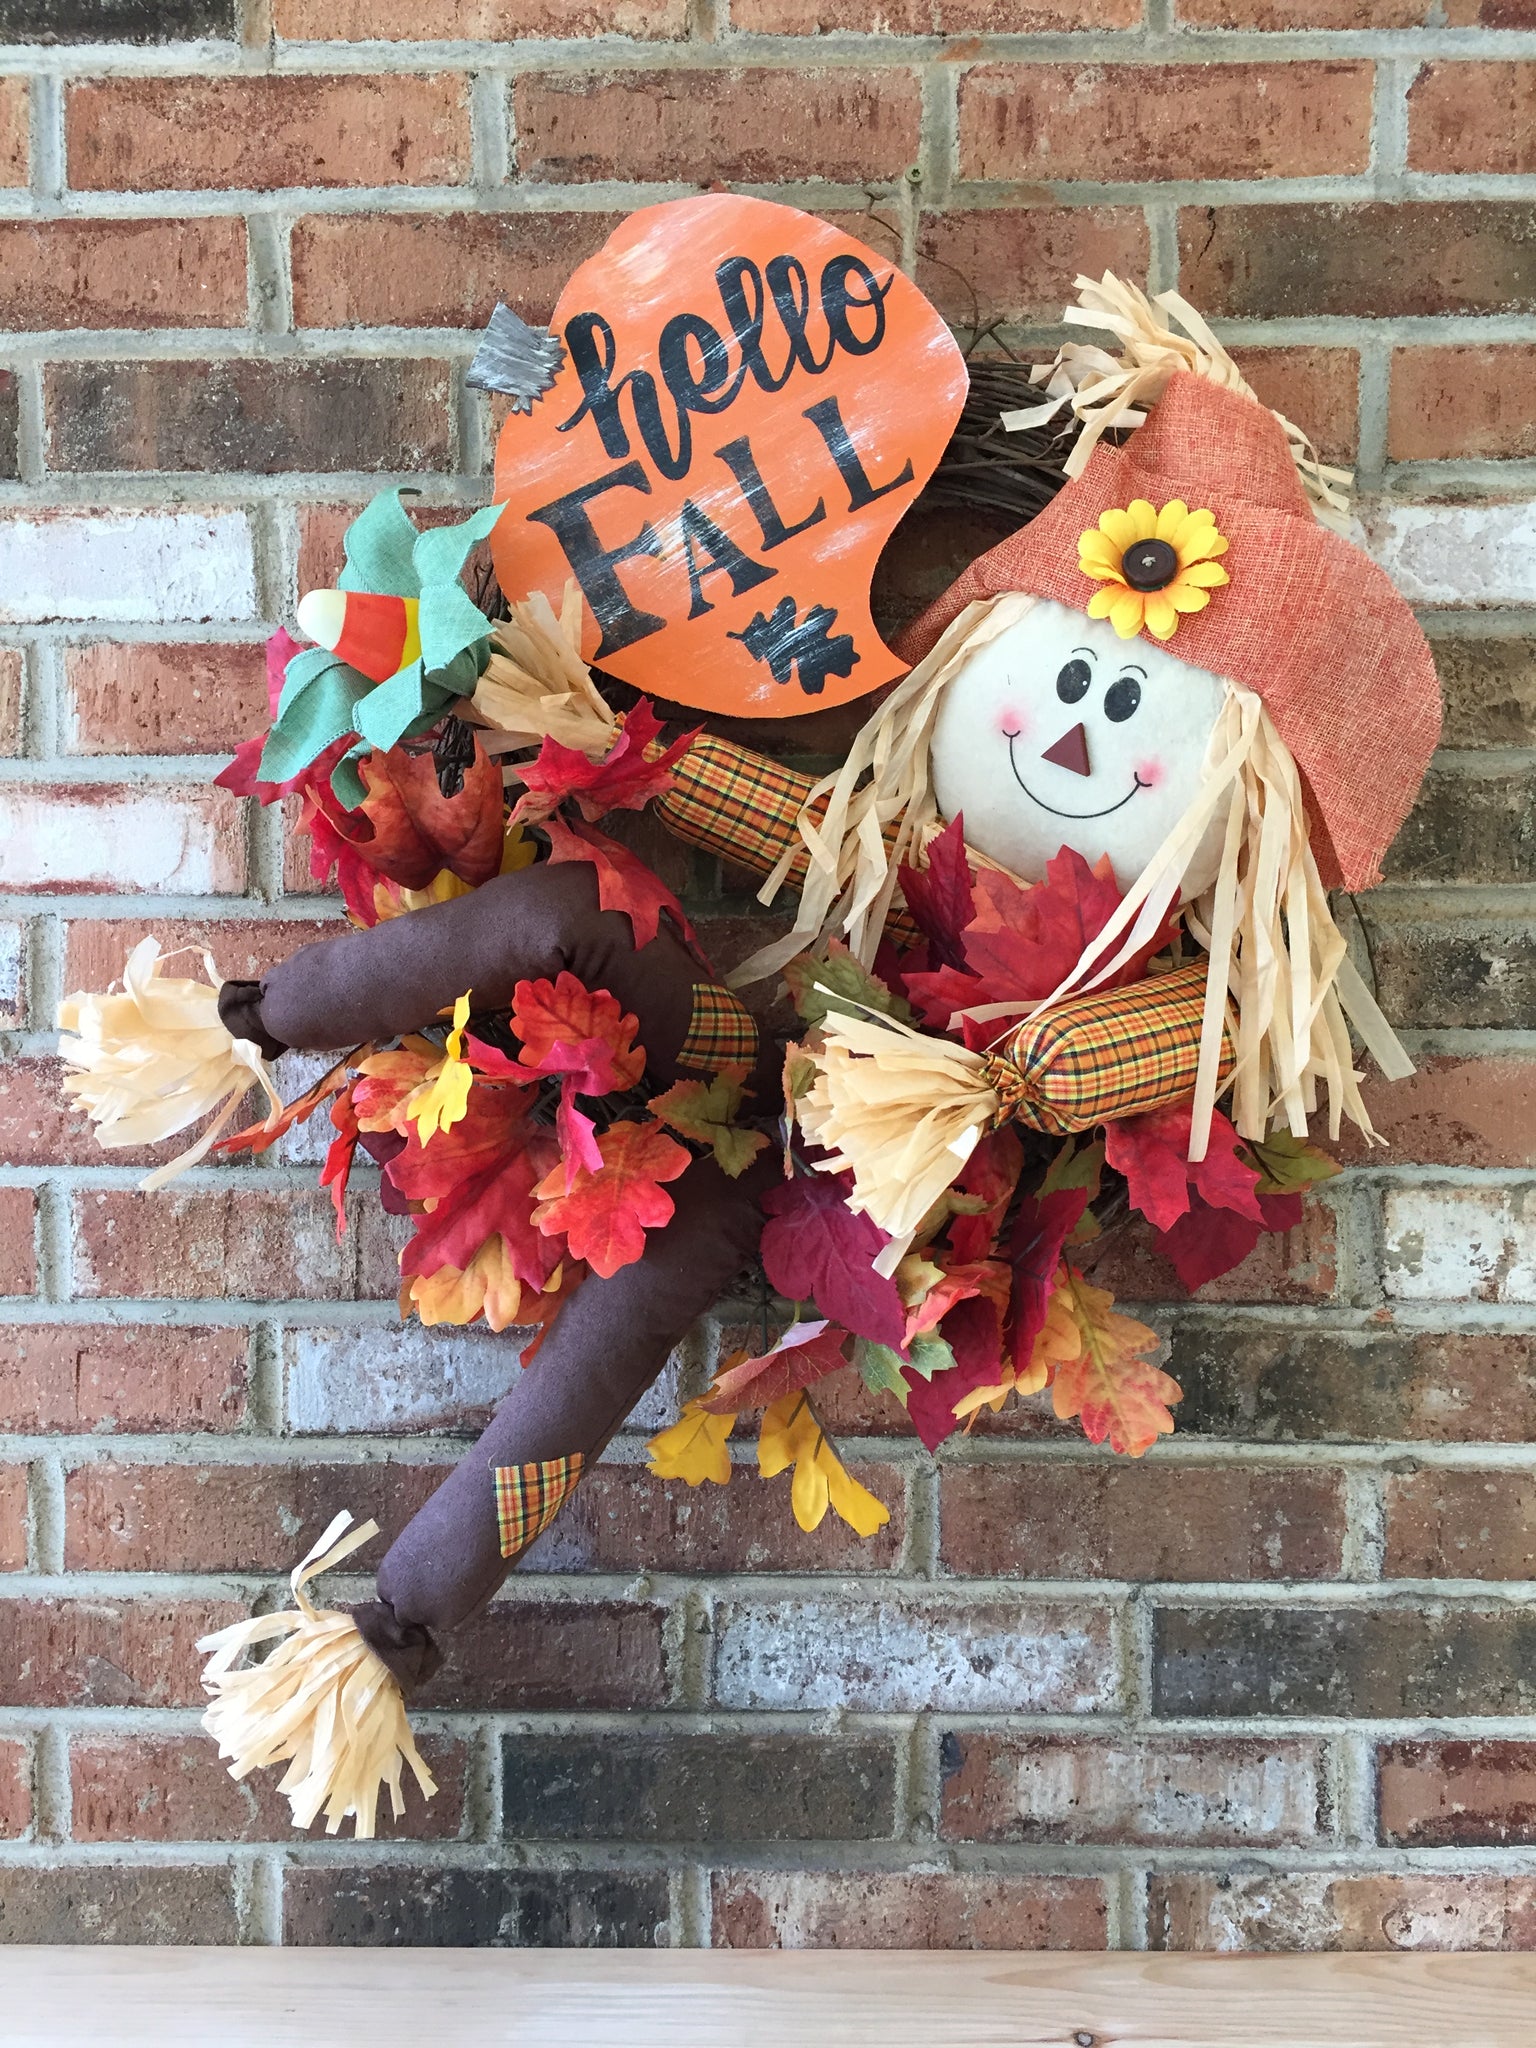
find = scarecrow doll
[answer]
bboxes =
[57,215,1439,1839]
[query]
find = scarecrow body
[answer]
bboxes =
[56,261,1444,1840]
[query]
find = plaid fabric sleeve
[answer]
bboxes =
[986,961,1233,1135]
[493,1452,586,1562]
[677,981,760,1074]
[655,734,819,884]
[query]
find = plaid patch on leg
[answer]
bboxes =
[677,981,760,1074]
[493,1452,585,1561]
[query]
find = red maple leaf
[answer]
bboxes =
[531,1117,691,1278]
[1152,1187,1303,1292]
[399,1128,565,1291]
[1005,1184,1090,1356]
[510,972,645,1093]
[907,848,1172,1032]
[1105,1100,1265,1235]
[543,816,695,951]
[898,815,976,972]
[513,699,699,826]
[945,1125,1025,1264]
[760,1173,905,1348]
[904,1293,1007,1451]
[320,1084,360,1240]
[699,1321,852,1414]
[385,1081,532,1205]
[311,738,505,894]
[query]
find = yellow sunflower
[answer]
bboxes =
[1078,498,1230,641]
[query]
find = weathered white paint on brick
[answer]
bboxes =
[0,787,245,893]
[1003,1737,1321,1846]
[1383,1185,1536,1304]
[287,1323,684,1434]
[0,919,22,1026]
[712,1597,1116,1713]
[0,788,243,895]
[1363,501,1536,608]
[0,510,258,625]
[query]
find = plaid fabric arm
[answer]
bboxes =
[655,733,818,884]
[987,961,1233,1135]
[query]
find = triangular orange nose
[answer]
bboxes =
[1042,722,1092,777]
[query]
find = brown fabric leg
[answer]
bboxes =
[352,1151,773,1695]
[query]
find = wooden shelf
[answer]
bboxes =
[9,1944,1536,2047]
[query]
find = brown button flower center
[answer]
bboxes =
[1121,537,1179,591]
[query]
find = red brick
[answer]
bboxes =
[711,1870,1108,1949]
[915,208,1148,330]
[0,219,246,332]
[1388,348,1536,464]
[941,1734,1322,1845]
[1385,1470,1536,1581]
[1380,1741,1536,1847]
[1081,1199,1337,1307]
[64,1458,448,1572]
[0,644,21,754]
[1409,63,1536,175]
[1150,1871,1536,1952]
[0,1739,29,1839]
[277,0,684,31]
[416,1597,668,1710]
[940,1463,1346,1580]
[64,914,342,996]
[67,75,471,192]
[0,1866,240,1944]
[0,1186,35,1296]
[46,359,453,476]
[71,1187,404,1303]
[1346,1056,1536,1168]
[527,1457,906,1574]
[958,63,1373,182]
[296,503,363,600]
[1181,203,1536,320]
[514,70,923,185]
[64,640,270,755]
[0,784,245,894]
[740,0,1135,21]
[1,1597,246,1708]
[292,210,625,330]
[0,1325,246,1433]
[0,1466,28,1571]
[1231,346,1358,467]
[68,1731,465,1842]
[0,77,26,186]
[1179,0,1436,19]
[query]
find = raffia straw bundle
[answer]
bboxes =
[198,1512,436,1840]
[57,936,283,1191]
[468,580,619,759]
[1005,272,1354,535]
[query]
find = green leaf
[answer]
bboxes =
[857,1330,956,1393]
[339,488,422,596]
[259,655,371,786]
[783,939,912,1030]
[1244,1128,1341,1196]
[854,1339,911,1405]
[1040,1134,1105,1201]
[647,1071,769,1180]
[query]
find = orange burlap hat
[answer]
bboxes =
[897,370,1441,893]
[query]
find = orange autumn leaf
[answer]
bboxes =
[212,1045,367,1158]
[511,970,645,1092]
[1050,1266,1181,1457]
[352,1038,441,1133]
[530,1117,690,1278]
[407,1231,525,1332]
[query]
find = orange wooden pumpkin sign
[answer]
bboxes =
[490,194,968,719]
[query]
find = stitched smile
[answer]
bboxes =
[1006,735,1149,820]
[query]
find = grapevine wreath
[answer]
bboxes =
[58,200,1440,1836]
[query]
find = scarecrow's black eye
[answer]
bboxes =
[1056,659,1091,704]
[1104,676,1142,723]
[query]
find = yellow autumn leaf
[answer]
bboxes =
[404,991,473,1144]
[758,1391,890,1538]
[407,1232,524,1332]
[953,1273,1082,1422]
[1051,1266,1180,1457]
[647,1400,735,1486]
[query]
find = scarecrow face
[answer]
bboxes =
[930,598,1229,893]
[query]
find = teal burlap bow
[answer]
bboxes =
[258,489,503,809]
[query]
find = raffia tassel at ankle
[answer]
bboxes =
[197,1511,436,1840]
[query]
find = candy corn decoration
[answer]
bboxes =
[297,588,423,684]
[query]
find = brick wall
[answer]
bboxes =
[0,0,1534,1954]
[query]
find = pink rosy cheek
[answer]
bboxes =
[1135,758,1165,789]
[997,708,1028,740]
